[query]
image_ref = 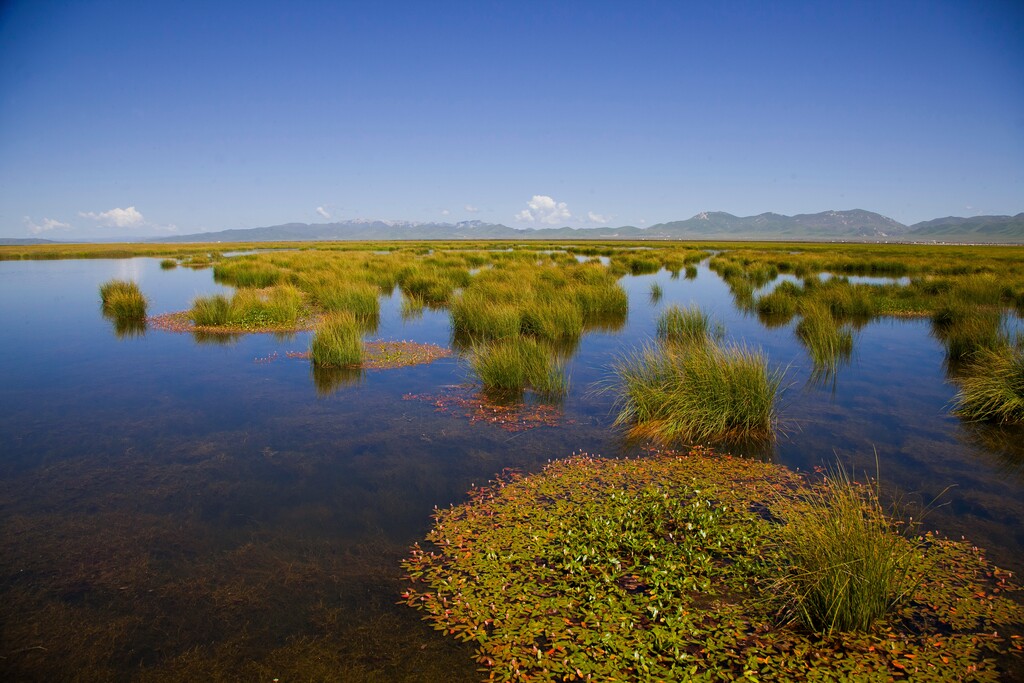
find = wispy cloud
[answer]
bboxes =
[24,216,71,234]
[316,206,331,220]
[464,204,480,213]
[441,208,451,216]
[79,206,145,228]
[515,195,571,225]
[585,211,611,224]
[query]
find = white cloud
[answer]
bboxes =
[24,216,71,234]
[515,195,572,225]
[441,208,451,216]
[316,206,331,220]
[79,206,145,228]
[585,211,611,224]
[464,204,480,213]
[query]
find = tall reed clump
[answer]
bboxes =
[775,465,921,635]
[188,285,305,328]
[796,303,853,373]
[656,304,719,346]
[953,343,1024,423]
[159,258,178,270]
[649,281,663,303]
[99,279,148,320]
[930,301,1004,361]
[472,337,567,398]
[310,282,380,328]
[310,312,363,368]
[612,339,784,444]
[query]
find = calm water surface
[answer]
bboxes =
[1,257,1022,680]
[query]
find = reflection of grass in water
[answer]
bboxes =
[648,281,663,303]
[310,363,363,395]
[796,303,854,381]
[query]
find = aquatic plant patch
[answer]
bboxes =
[402,449,1022,681]
[402,385,571,432]
[287,340,452,370]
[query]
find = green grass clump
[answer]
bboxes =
[519,300,584,342]
[953,344,1024,423]
[931,304,1004,361]
[796,303,853,374]
[756,283,800,319]
[612,339,784,444]
[188,285,305,329]
[310,312,363,368]
[159,258,178,270]
[656,304,718,346]
[775,465,920,635]
[649,281,663,303]
[472,337,567,397]
[450,294,522,340]
[189,294,231,326]
[212,259,282,288]
[310,282,380,327]
[99,279,148,320]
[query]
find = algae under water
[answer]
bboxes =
[1,253,1023,680]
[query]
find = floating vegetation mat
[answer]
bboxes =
[149,311,317,335]
[402,449,1023,681]
[285,340,452,370]
[403,386,572,432]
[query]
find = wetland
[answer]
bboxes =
[2,240,1024,680]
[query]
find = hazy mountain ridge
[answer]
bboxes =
[906,213,1024,242]
[10,211,1021,244]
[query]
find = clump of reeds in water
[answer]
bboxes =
[775,464,921,634]
[649,281,663,303]
[931,300,1004,362]
[796,303,853,377]
[472,337,567,398]
[159,258,177,270]
[188,285,305,328]
[953,342,1024,424]
[612,337,783,444]
[656,304,720,346]
[310,311,363,367]
[99,279,148,321]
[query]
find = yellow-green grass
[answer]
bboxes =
[188,285,305,329]
[953,343,1024,423]
[649,281,663,302]
[612,339,784,444]
[656,304,719,346]
[309,312,363,368]
[99,279,147,320]
[775,464,921,634]
[159,258,178,269]
[212,258,282,288]
[795,302,854,373]
[472,337,567,398]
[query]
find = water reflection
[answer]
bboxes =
[2,256,1024,680]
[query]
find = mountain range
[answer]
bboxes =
[3,210,1022,246]
[151,210,1024,244]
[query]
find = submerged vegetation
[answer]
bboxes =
[404,449,1021,681]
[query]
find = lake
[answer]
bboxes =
[1,254,1022,680]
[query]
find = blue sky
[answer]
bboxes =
[1,0,1022,238]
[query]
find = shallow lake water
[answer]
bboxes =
[1,256,1022,680]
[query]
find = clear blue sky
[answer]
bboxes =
[1,0,1022,238]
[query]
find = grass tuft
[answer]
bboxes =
[310,312,363,367]
[99,279,148,320]
[656,304,719,346]
[612,339,784,444]
[775,464,921,635]
[953,343,1024,423]
[472,337,567,398]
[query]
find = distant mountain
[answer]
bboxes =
[154,211,905,243]
[647,209,907,239]
[146,210,1023,244]
[907,214,1024,242]
[0,237,60,246]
